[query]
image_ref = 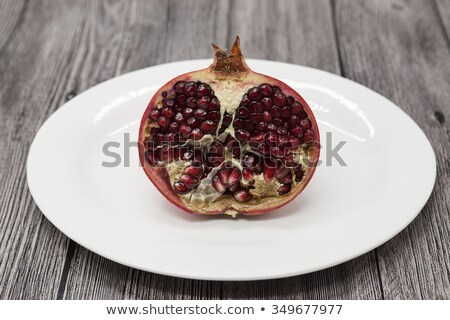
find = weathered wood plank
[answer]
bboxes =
[435,0,450,39]
[0,0,25,52]
[335,0,450,299]
[0,0,97,299]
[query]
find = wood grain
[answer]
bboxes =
[0,0,448,299]
[335,0,450,299]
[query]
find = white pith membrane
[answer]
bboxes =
[141,37,318,216]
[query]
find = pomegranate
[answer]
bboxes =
[138,37,319,216]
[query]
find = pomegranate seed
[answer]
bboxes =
[270,106,281,118]
[174,81,185,94]
[287,135,299,148]
[228,167,242,185]
[259,84,273,96]
[157,116,169,129]
[190,128,203,140]
[277,184,291,195]
[273,118,283,127]
[180,174,198,189]
[212,176,226,193]
[272,86,281,93]
[262,111,272,123]
[234,189,253,202]
[287,96,295,105]
[149,109,159,121]
[197,96,210,109]
[209,141,224,155]
[272,147,286,158]
[209,98,219,110]
[163,98,174,108]
[284,153,296,167]
[177,95,186,106]
[196,83,212,97]
[241,94,251,106]
[277,126,287,135]
[290,125,303,137]
[183,107,193,118]
[187,117,199,128]
[249,101,263,113]
[200,120,216,133]
[247,88,261,101]
[185,165,203,178]
[279,173,293,184]
[261,97,273,110]
[278,134,288,146]
[180,124,192,137]
[160,107,173,119]
[173,181,190,194]
[250,132,265,143]
[237,106,250,118]
[249,113,263,124]
[300,119,311,130]
[186,97,196,108]
[257,122,267,131]
[258,142,270,154]
[236,129,250,141]
[294,165,304,182]
[298,110,308,119]
[228,182,240,192]
[301,129,314,142]
[288,115,300,128]
[267,123,277,132]
[266,132,278,145]
[291,101,303,115]
[273,92,286,107]
[164,133,175,142]
[281,107,291,118]
[233,118,244,129]
[244,120,255,131]
[194,108,207,120]
[242,168,254,181]
[174,112,184,123]
[208,111,220,121]
[217,168,231,185]
[276,167,290,179]
[184,82,197,97]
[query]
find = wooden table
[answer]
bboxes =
[0,0,449,300]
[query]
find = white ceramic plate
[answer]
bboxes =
[27,60,436,280]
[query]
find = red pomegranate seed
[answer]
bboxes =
[242,168,254,181]
[300,118,311,130]
[277,126,287,135]
[209,141,223,155]
[196,83,212,97]
[163,98,174,108]
[212,176,226,193]
[261,97,273,110]
[174,112,184,123]
[233,118,244,129]
[273,92,286,107]
[273,118,283,127]
[259,84,273,96]
[258,142,270,154]
[277,184,291,195]
[200,120,215,133]
[247,88,261,101]
[208,111,220,121]
[294,165,304,182]
[183,108,193,118]
[180,174,198,189]
[250,132,265,143]
[164,133,175,142]
[234,189,253,202]
[249,101,263,113]
[266,132,278,145]
[209,98,219,110]
[228,167,242,185]
[257,122,267,131]
[290,125,303,137]
[180,124,192,137]
[270,106,281,118]
[160,107,173,119]
[186,97,196,108]
[288,115,300,128]
[276,166,290,179]
[278,173,293,185]
[262,111,272,123]
[237,106,250,118]
[272,147,286,158]
[157,116,169,129]
[185,165,203,178]
[177,95,186,106]
[187,117,199,128]
[217,168,231,185]
[197,96,210,109]
[281,107,291,118]
[287,135,299,148]
[174,81,185,94]
[291,101,303,115]
[173,181,190,194]
[184,82,197,97]
[278,134,288,146]
[267,123,277,132]
[301,129,314,142]
[149,109,159,121]
[236,129,250,141]
[287,96,295,105]
[249,113,263,124]
[194,108,207,120]
[190,128,203,140]
[240,94,251,106]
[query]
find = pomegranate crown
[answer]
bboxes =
[210,36,250,76]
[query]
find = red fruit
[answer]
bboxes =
[138,37,319,216]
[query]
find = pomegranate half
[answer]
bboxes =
[138,37,320,216]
